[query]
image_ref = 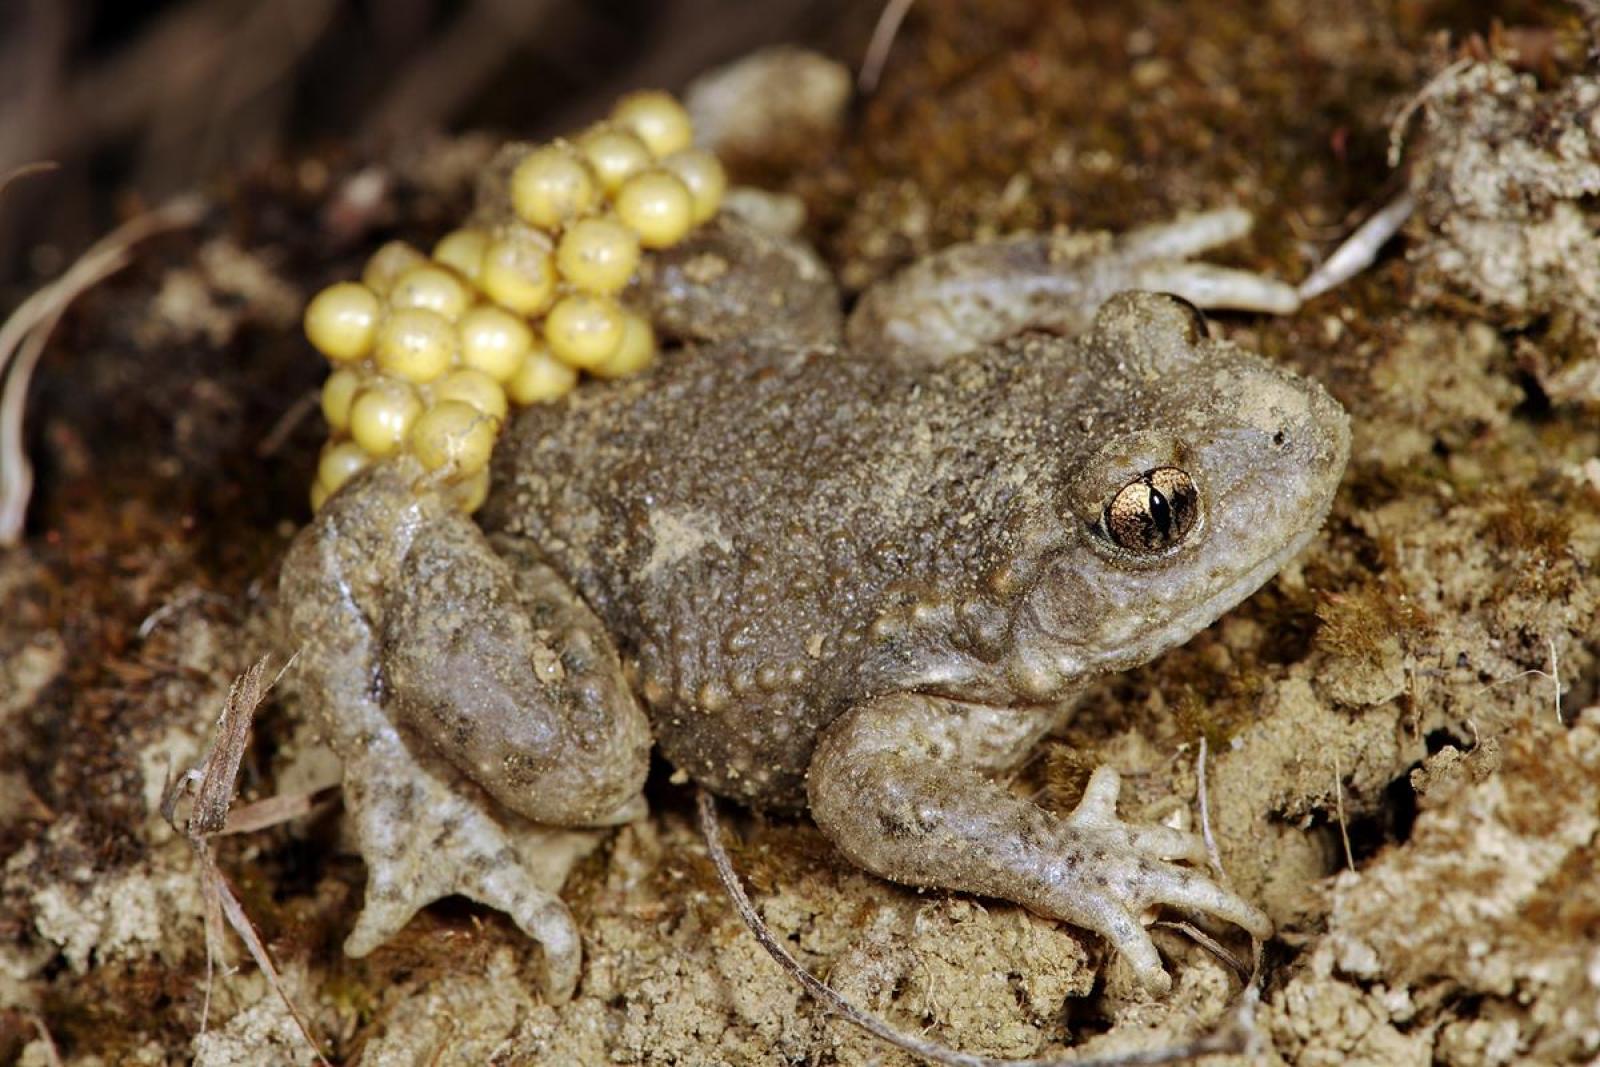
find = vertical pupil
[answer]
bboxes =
[1147,486,1172,537]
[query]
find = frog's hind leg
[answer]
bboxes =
[845,206,1302,370]
[381,516,652,829]
[806,692,1270,995]
[280,463,650,1002]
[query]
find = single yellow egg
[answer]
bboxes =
[350,378,423,457]
[545,294,625,369]
[615,170,693,249]
[479,228,558,316]
[388,264,473,321]
[362,241,428,296]
[432,228,489,281]
[662,148,727,225]
[506,343,579,405]
[310,479,330,512]
[611,90,693,158]
[510,145,598,229]
[408,400,498,474]
[375,307,458,383]
[556,217,641,295]
[434,368,509,422]
[457,305,533,382]
[576,124,653,193]
[320,367,363,431]
[304,282,381,362]
[317,438,371,494]
[443,467,490,513]
[591,311,656,379]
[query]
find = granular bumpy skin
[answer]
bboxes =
[483,293,1348,814]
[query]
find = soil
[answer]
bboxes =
[3,1,1598,1064]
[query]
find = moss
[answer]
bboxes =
[1039,743,1095,813]
[1168,683,1251,753]
[736,818,841,896]
[1482,485,1574,565]
[1314,580,1429,666]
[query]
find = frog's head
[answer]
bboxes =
[1009,291,1350,693]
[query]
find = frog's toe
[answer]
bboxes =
[1127,261,1302,315]
[1126,822,1210,864]
[1065,763,1126,823]
[1117,206,1255,260]
[1092,904,1172,996]
[1060,765,1272,946]
[474,867,584,1000]
[1136,861,1274,941]
[346,857,583,1001]
[587,792,649,828]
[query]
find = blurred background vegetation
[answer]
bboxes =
[0,0,870,291]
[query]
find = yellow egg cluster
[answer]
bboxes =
[302,90,726,512]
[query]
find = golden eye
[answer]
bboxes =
[1104,467,1199,552]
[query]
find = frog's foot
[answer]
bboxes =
[339,727,627,1003]
[1042,765,1270,988]
[809,694,1271,995]
[846,206,1303,370]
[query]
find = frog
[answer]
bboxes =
[279,205,1350,1007]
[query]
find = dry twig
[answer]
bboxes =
[4,0,337,185]
[1195,736,1222,877]
[23,1011,63,1067]
[1387,56,1473,167]
[0,161,59,198]
[160,652,331,1065]
[1333,752,1354,873]
[0,194,206,545]
[366,0,558,139]
[256,389,321,459]
[860,0,916,93]
[1478,636,1565,726]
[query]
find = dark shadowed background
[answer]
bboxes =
[0,0,870,291]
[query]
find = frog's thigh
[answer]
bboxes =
[807,692,1271,994]
[280,468,625,1002]
[382,513,652,828]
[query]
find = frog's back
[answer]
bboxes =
[483,338,1094,807]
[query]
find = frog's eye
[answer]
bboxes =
[1104,467,1199,552]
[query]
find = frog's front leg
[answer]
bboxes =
[280,462,651,1002]
[847,206,1302,370]
[807,692,1271,993]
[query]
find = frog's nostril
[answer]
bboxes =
[1272,429,1288,449]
